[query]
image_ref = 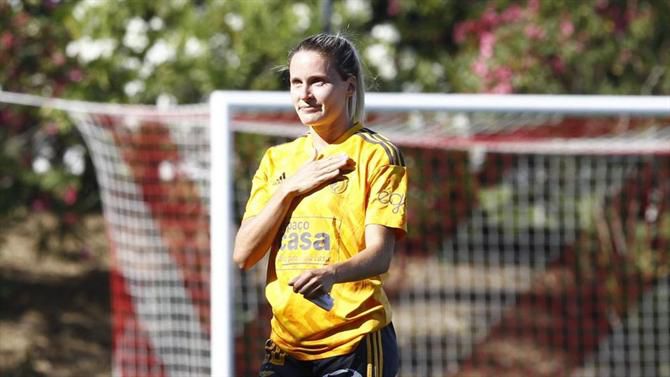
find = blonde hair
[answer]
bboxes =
[288,33,365,125]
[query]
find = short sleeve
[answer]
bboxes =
[365,164,408,238]
[242,149,273,220]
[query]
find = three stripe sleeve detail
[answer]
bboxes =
[358,128,405,167]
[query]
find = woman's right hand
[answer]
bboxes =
[283,152,354,196]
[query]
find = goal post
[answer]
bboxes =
[210,91,670,377]
[209,91,295,377]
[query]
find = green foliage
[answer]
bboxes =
[1,0,669,257]
[0,0,98,253]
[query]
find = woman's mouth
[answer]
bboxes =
[300,105,322,113]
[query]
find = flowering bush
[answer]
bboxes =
[403,0,670,94]
[1,0,669,256]
[0,1,100,255]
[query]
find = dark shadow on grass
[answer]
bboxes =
[0,267,111,377]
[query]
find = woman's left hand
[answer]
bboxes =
[288,267,336,299]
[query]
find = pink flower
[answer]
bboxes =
[550,56,566,74]
[524,24,545,40]
[32,198,48,212]
[454,20,474,43]
[1,32,14,49]
[493,67,513,81]
[68,69,83,82]
[472,58,488,78]
[560,19,574,37]
[501,5,524,23]
[481,8,500,28]
[63,186,78,205]
[479,32,496,59]
[596,0,609,11]
[51,51,66,66]
[490,81,513,94]
[387,0,400,16]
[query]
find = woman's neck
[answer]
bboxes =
[309,120,353,152]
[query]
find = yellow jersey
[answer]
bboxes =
[242,122,408,360]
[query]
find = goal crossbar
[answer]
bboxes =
[209,90,670,114]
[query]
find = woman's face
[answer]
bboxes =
[289,50,355,130]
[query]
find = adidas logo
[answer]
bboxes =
[273,172,286,185]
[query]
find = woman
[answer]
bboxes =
[234,33,407,377]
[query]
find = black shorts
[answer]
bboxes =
[259,323,398,377]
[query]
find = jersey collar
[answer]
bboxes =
[307,122,363,156]
[314,121,363,145]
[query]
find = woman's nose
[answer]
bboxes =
[298,85,311,100]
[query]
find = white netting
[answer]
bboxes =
[2,90,669,377]
[70,110,211,377]
[217,93,670,377]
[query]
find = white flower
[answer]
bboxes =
[159,160,175,182]
[123,116,141,132]
[399,49,417,70]
[292,3,311,32]
[72,0,105,21]
[431,63,444,79]
[365,44,387,67]
[124,80,145,97]
[124,17,149,53]
[63,145,87,176]
[209,33,230,49]
[224,13,244,32]
[377,62,397,80]
[331,12,343,28]
[344,0,371,19]
[156,93,177,109]
[121,57,141,70]
[184,37,205,58]
[469,146,486,173]
[452,113,471,136]
[139,61,154,78]
[226,50,240,68]
[364,43,397,80]
[32,156,51,174]
[66,37,116,63]
[371,23,400,44]
[145,39,176,66]
[7,0,22,11]
[402,82,423,92]
[149,16,164,31]
[65,40,79,58]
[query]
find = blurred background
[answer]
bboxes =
[1,0,669,376]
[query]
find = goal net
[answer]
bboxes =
[211,92,670,377]
[1,91,668,377]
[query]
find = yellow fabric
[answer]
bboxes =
[242,122,408,360]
